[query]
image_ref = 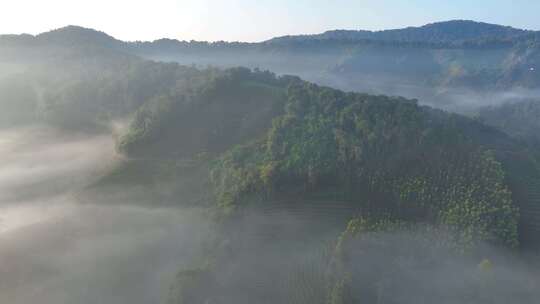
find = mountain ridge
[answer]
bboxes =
[268,20,533,44]
[1,20,536,46]
[2,20,540,112]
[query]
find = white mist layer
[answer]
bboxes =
[0,126,206,304]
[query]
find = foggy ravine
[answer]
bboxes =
[0,126,208,304]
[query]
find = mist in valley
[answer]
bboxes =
[1,13,540,304]
[142,50,540,116]
[0,125,538,303]
[0,126,209,304]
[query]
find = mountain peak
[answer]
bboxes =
[37,25,120,47]
[269,20,532,44]
[418,19,529,36]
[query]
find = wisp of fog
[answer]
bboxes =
[0,126,208,304]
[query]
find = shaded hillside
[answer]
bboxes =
[118,68,295,158]
[0,44,208,130]
[115,69,540,251]
[210,82,524,247]
[476,99,540,247]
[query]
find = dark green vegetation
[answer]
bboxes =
[2,22,540,304]
[211,83,521,248]
[118,68,292,157]
[476,99,540,247]
[111,70,539,302]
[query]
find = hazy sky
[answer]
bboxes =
[1,0,539,42]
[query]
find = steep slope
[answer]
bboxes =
[211,82,524,247]
[477,99,540,247]
[80,68,295,208]
[118,68,294,158]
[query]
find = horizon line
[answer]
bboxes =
[1,19,536,44]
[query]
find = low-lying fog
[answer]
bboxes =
[0,126,208,304]
[1,125,538,304]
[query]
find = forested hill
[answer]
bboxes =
[268,20,532,44]
[111,68,540,303]
[112,67,540,251]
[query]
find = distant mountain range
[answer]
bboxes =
[2,20,540,112]
[7,20,535,45]
[269,20,535,44]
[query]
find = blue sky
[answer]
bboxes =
[1,0,539,41]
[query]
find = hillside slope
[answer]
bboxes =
[128,74,539,304]
[114,69,540,252]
